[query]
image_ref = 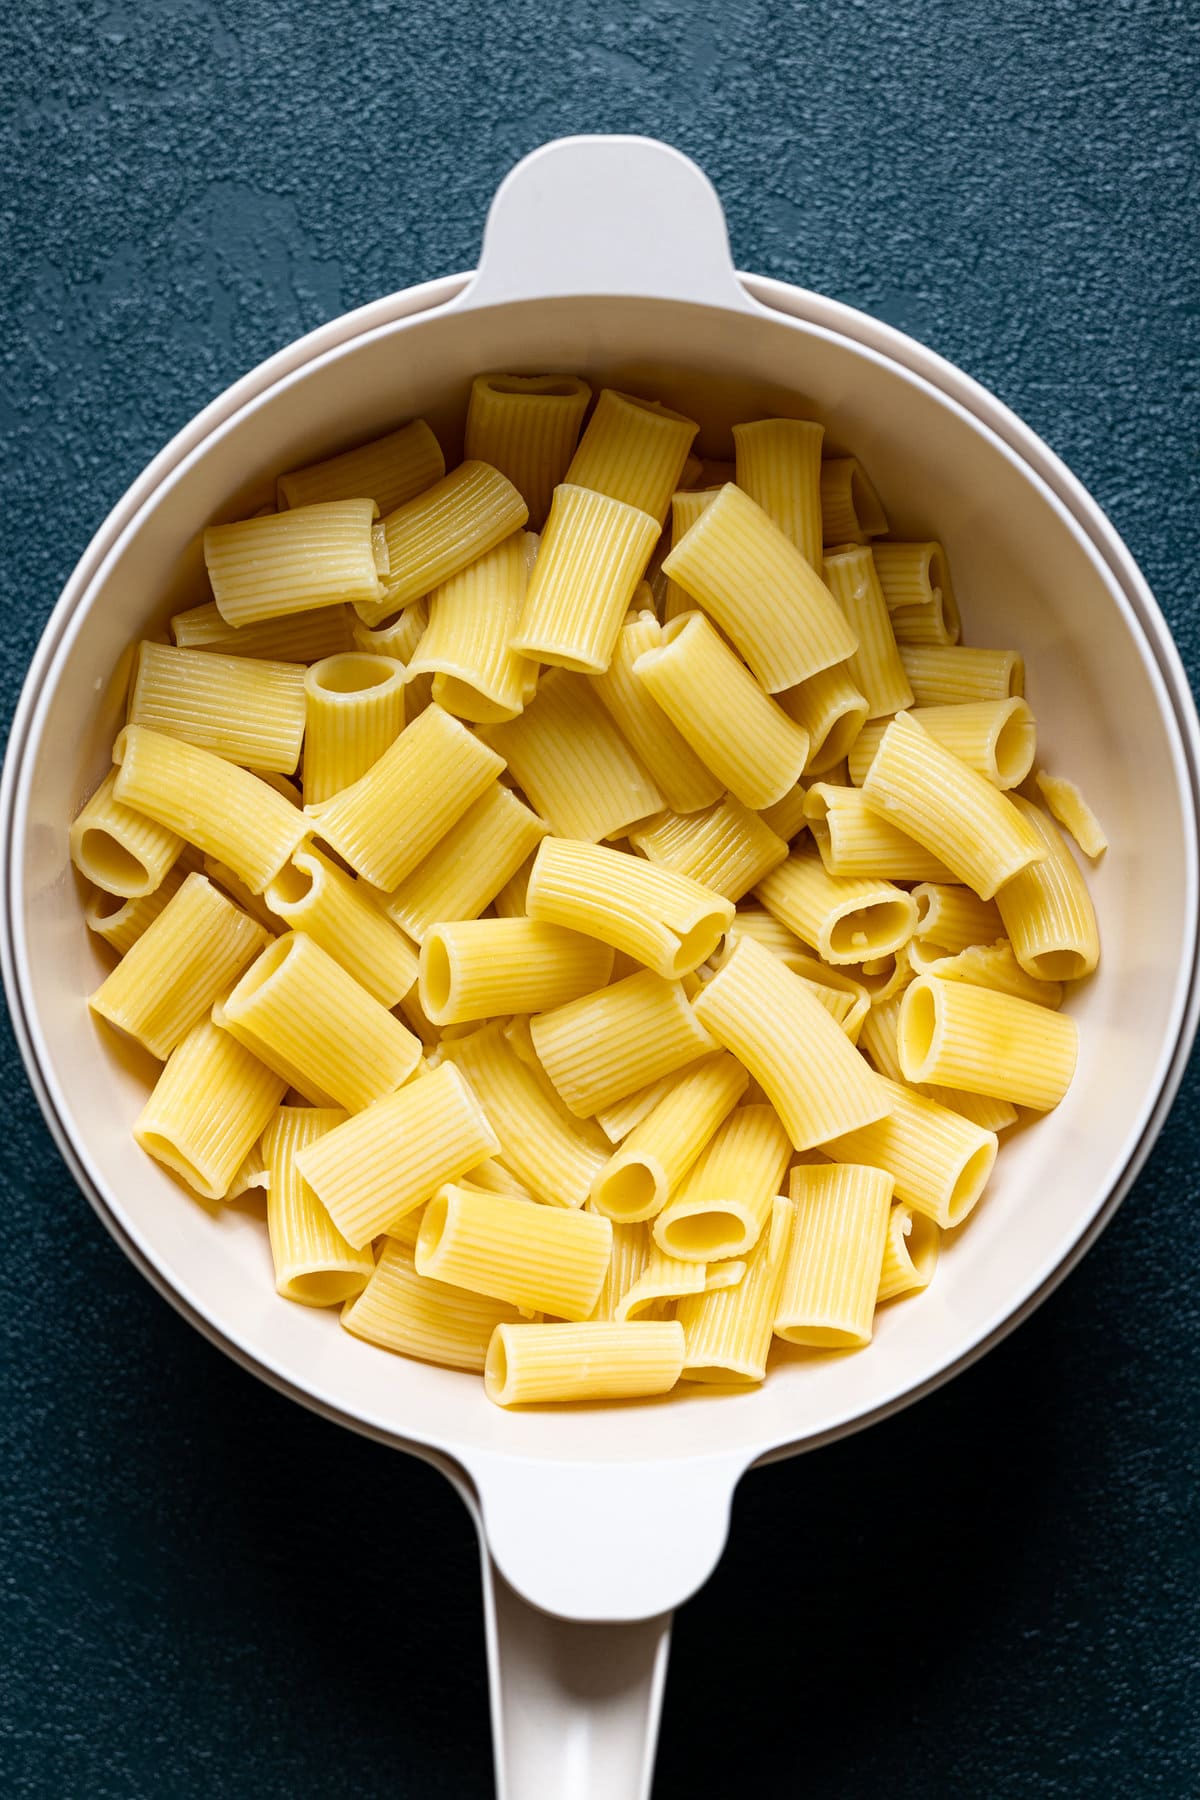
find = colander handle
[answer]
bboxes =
[484,1557,671,1800]
[455,135,759,312]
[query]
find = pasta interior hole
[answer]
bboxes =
[659,613,697,649]
[598,1160,660,1221]
[417,1191,449,1262]
[1026,948,1090,982]
[783,1323,860,1350]
[485,376,581,399]
[913,887,935,929]
[285,1271,365,1306]
[815,706,868,771]
[994,704,1036,786]
[138,1131,218,1201]
[672,916,727,976]
[829,902,912,960]
[1008,655,1026,698]
[421,936,453,1018]
[484,1328,509,1398]
[86,887,126,924]
[310,653,398,696]
[906,1210,940,1282]
[947,1142,996,1227]
[899,980,938,1078]
[230,931,296,1005]
[662,1209,743,1258]
[79,830,149,894]
[270,859,315,908]
[927,547,946,601]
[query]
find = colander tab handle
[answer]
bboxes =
[456,135,759,312]
[484,1559,671,1800]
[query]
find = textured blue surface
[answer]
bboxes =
[2,2,1198,1795]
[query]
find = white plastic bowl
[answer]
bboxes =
[3,137,1199,1800]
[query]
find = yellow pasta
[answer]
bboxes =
[440,1021,608,1209]
[776,1163,893,1348]
[589,611,724,812]
[407,532,537,724]
[565,388,698,524]
[899,643,1025,706]
[262,1106,375,1306]
[416,1185,612,1321]
[732,417,825,568]
[135,1013,286,1201]
[479,669,664,841]
[590,1052,748,1222]
[129,642,308,774]
[852,700,1035,792]
[374,782,547,943]
[994,798,1101,981]
[301,653,407,804]
[908,937,1063,1009]
[819,456,888,544]
[803,784,955,883]
[526,836,733,979]
[661,487,720,619]
[306,703,504,890]
[277,418,444,515]
[857,991,1018,1132]
[912,882,1003,952]
[343,1236,524,1371]
[70,766,184,898]
[662,483,858,691]
[692,937,889,1150]
[633,612,811,810]
[871,540,955,613]
[90,872,268,1059]
[463,374,592,529]
[351,595,429,662]
[419,918,614,1026]
[202,857,282,935]
[677,1197,793,1383]
[779,662,870,776]
[756,784,811,844]
[204,499,382,625]
[755,843,917,965]
[84,859,192,957]
[823,1075,997,1229]
[593,1070,689,1144]
[898,974,1077,1111]
[485,1320,684,1406]
[876,1202,940,1304]
[629,797,788,903]
[821,546,913,719]
[860,712,1046,899]
[725,906,807,960]
[1035,771,1108,858]
[171,600,355,663]
[220,931,421,1110]
[365,460,528,622]
[511,484,659,673]
[264,846,417,1006]
[776,952,871,1045]
[530,968,715,1119]
[615,1243,744,1323]
[592,1221,653,1319]
[652,1102,791,1260]
[295,1061,499,1247]
[112,726,308,894]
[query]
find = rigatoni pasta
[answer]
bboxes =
[79,383,1101,1411]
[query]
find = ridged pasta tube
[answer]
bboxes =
[590,1052,749,1223]
[301,653,406,804]
[112,726,308,894]
[803,785,955,883]
[995,799,1101,981]
[419,918,614,1026]
[633,612,811,810]
[821,546,913,719]
[512,485,660,673]
[754,843,918,965]
[365,460,529,623]
[375,782,547,942]
[219,931,421,1110]
[588,611,724,813]
[264,847,417,1006]
[306,703,504,890]
[677,1197,793,1383]
[70,767,184,898]
[662,483,858,691]
[898,975,1078,1111]
[526,836,734,978]
[530,968,715,1119]
[691,937,890,1151]
[277,418,444,515]
[780,662,870,775]
[819,457,888,544]
[732,418,824,568]
[295,1062,500,1247]
[776,1163,893,1348]
[130,642,308,774]
[822,1075,997,1229]
[464,374,592,529]
[408,533,538,724]
[629,798,789,903]
[342,1236,525,1372]
[876,1202,940,1303]
[134,1014,286,1201]
[416,1186,613,1321]
[485,1320,685,1406]
[205,499,382,624]
[651,1103,791,1260]
[171,600,355,663]
[262,1106,375,1306]
[899,644,1024,706]
[564,388,698,525]
[860,712,1046,899]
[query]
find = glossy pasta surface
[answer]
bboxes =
[74,379,1101,1408]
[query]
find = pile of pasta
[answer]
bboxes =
[71,380,1106,1408]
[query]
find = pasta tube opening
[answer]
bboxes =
[417,1189,450,1261]
[591,1158,662,1223]
[827,898,915,961]
[228,930,294,1005]
[898,978,939,1078]
[75,830,152,894]
[308,652,401,696]
[991,700,1037,787]
[656,1202,760,1260]
[948,1144,996,1226]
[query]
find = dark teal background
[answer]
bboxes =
[2,2,1198,1794]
